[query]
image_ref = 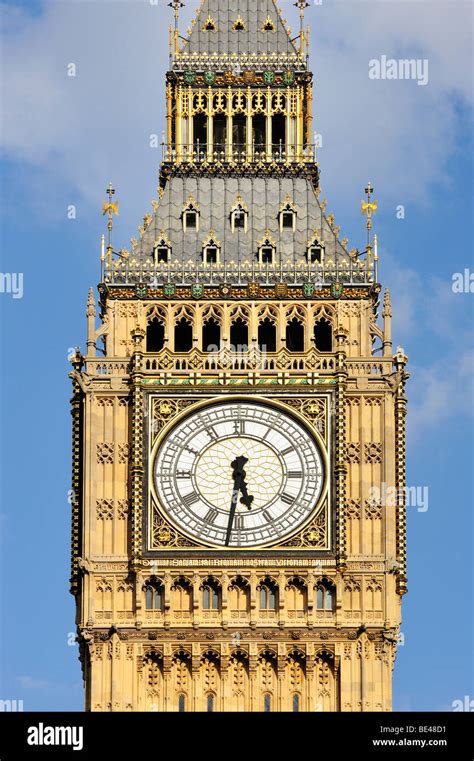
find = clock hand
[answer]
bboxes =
[225,456,254,547]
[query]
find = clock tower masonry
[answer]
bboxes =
[70,0,409,712]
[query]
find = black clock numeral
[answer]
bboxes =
[263,510,274,523]
[288,471,303,479]
[182,491,199,507]
[234,419,246,435]
[281,493,294,505]
[281,446,294,456]
[234,515,244,531]
[204,508,218,524]
[176,470,192,479]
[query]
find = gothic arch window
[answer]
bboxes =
[182,197,200,232]
[279,198,297,232]
[314,318,333,353]
[203,15,216,31]
[286,578,307,617]
[286,317,304,353]
[264,693,272,712]
[144,577,164,611]
[207,693,215,712]
[262,16,275,31]
[232,15,246,31]
[258,318,277,353]
[146,317,165,353]
[230,318,249,353]
[307,238,325,264]
[202,578,220,611]
[293,694,300,713]
[175,317,193,353]
[228,577,250,617]
[230,197,249,233]
[258,579,278,611]
[202,233,221,264]
[316,580,336,611]
[257,233,276,265]
[202,317,221,352]
[178,693,186,712]
[171,578,193,614]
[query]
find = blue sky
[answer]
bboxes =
[0,0,473,711]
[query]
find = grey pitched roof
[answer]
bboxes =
[181,0,299,59]
[126,174,352,272]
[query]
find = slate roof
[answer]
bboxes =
[180,0,299,60]
[116,174,355,280]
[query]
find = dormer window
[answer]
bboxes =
[202,232,221,264]
[185,210,197,229]
[232,15,246,31]
[230,197,249,233]
[182,196,200,232]
[153,234,172,265]
[279,198,297,232]
[257,232,276,265]
[204,246,218,264]
[307,237,325,264]
[262,16,275,31]
[203,15,216,31]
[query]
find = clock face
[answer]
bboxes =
[153,401,325,548]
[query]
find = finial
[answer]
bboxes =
[383,288,392,318]
[361,183,378,275]
[294,0,310,55]
[102,183,119,268]
[168,0,184,31]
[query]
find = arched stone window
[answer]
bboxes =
[201,578,220,611]
[314,318,333,353]
[286,316,304,353]
[182,196,200,232]
[146,317,165,353]
[143,577,164,611]
[316,579,336,612]
[258,578,278,611]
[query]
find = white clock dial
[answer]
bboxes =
[153,401,325,548]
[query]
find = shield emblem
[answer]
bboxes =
[263,71,275,85]
[283,71,295,85]
[330,281,344,299]
[184,70,195,85]
[204,71,215,85]
[303,283,315,298]
[163,283,175,298]
[135,283,148,299]
[192,284,204,299]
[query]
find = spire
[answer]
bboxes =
[361,183,378,278]
[86,288,97,358]
[383,289,392,357]
[179,0,300,61]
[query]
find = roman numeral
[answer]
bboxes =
[281,446,294,456]
[234,420,246,435]
[281,493,294,505]
[235,515,243,530]
[204,508,218,524]
[288,471,303,479]
[182,491,199,507]
[176,470,192,479]
[204,426,218,440]
[263,510,274,523]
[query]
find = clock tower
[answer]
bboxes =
[70,0,408,712]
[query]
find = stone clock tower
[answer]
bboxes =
[70,0,409,712]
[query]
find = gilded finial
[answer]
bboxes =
[361,182,378,273]
[102,183,119,267]
[294,0,310,55]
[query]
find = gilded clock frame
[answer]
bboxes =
[145,393,333,553]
